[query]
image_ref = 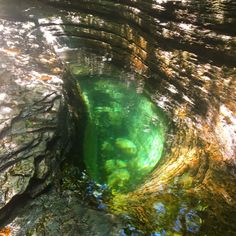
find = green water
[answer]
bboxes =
[77,74,167,192]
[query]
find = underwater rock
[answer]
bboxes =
[101,141,114,152]
[69,63,90,76]
[81,77,167,192]
[107,169,130,189]
[105,159,116,173]
[115,138,137,156]
[185,210,202,234]
[108,109,123,126]
[5,188,122,235]
[116,160,128,169]
[105,159,127,173]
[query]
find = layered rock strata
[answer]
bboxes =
[0,2,84,230]
[0,0,235,235]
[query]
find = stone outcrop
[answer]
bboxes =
[0,0,85,230]
[0,0,235,235]
[0,1,121,234]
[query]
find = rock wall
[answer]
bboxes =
[33,0,236,234]
[0,0,235,235]
[0,1,85,227]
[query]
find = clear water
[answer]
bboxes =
[62,49,220,235]
[76,73,167,192]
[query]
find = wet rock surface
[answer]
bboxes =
[6,188,121,236]
[0,1,120,234]
[0,0,235,235]
[0,16,64,212]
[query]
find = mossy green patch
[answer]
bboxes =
[79,75,168,192]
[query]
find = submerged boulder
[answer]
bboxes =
[115,138,137,156]
[107,168,130,189]
[105,159,127,173]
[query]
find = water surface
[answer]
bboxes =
[78,74,167,192]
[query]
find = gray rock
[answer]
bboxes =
[0,2,80,224]
[6,189,121,236]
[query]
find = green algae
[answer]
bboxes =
[78,74,168,192]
